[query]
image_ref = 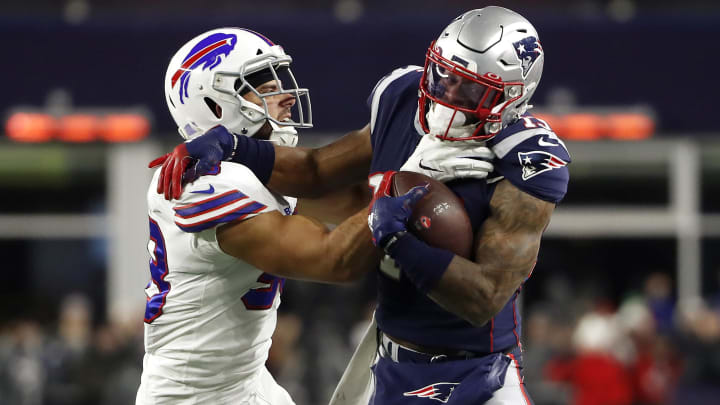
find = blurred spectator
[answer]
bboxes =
[643,273,675,334]
[630,334,681,405]
[267,312,309,405]
[545,310,634,405]
[0,320,46,405]
[43,293,94,405]
[671,298,720,405]
[0,293,144,405]
[617,297,681,405]
[708,268,720,313]
[93,322,144,405]
[523,306,572,405]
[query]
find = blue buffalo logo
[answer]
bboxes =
[403,382,459,403]
[171,33,237,104]
[518,150,567,180]
[513,36,542,78]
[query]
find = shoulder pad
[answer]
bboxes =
[488,114,571,203]
[171,163,277,233]
[368,66,423,133]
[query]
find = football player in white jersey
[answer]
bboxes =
[135,28,384,405]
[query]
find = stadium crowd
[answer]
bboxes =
[1,271,718,405]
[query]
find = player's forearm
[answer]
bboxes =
[265,146,327,197]
[297,183,372,224]
[219,209,380,284]
[267,125,372,198]
[429,238,538,326]
[321,208,383,283]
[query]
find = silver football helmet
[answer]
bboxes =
[164,28,312,143]
[419,7,544,141]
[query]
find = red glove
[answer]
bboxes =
[368,171,397,212]
[148,143,193,201]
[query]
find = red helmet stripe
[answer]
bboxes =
[170,39,231,88]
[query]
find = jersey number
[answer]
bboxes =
[145,218,171,323]
[521,116,551,130]
[241,273,284,310]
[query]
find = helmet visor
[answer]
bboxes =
[425,59,503,113]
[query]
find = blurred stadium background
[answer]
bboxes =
[1,0,719,404]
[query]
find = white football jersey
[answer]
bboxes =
[137,161,297,403]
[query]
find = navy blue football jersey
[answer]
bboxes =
[367,66,570,353]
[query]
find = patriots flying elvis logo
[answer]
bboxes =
[518,151,567,180]
[513,36,542,78]
[403,382,459,403]
[171,33,237,104]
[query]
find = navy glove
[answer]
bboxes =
[148,125,237,200]
[149,126,236,200]
[368,172,429,250]
[150,125,276,200]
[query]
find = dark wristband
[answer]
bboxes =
[386,233,454,294]
[229,135,276,185]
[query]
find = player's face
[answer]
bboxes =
[242,79,296,122]
[431,68,497,111]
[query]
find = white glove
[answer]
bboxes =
[400,134,495,182]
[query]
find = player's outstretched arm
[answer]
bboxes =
[295,181,372,224]
[216,207,382,283]
[151,124,373,200]
[268,124,372,198]
[428,180,554,326]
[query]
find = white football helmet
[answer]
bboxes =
[164,28,312,142]
[418,7,544,141]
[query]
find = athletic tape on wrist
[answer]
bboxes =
[386,233,454,294]
[229,135,276,185]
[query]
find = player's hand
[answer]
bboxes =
[368,171,429,250]
[148,125,236,200]
[400,134,495,182]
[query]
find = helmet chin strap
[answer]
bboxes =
[267,120,298,147]
[426,103,477,139]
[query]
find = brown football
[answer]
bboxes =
[390,171,473,259]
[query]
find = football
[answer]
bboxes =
[390,171,473,259]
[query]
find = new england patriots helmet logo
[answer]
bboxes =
[171,33,237,104]
[513,36,542,78]
[403,382,459,403]
[518,151,567,180]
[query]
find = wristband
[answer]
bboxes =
[229,135,276,185]
[386,233,454,294]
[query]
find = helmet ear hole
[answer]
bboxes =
[204,97,222,119]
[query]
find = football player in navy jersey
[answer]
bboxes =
[151,6,570,405]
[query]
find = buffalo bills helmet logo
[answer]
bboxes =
[513,36,542,78]
[518,151,567,180]
[403,382,459,403]
[171,33,237,104]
